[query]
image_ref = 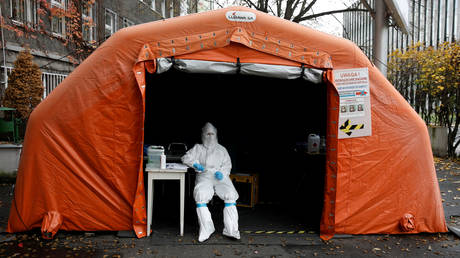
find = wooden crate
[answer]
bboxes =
[229,173,259,208]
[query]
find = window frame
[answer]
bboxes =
[105,8,117,38]
[122,17,135,28]
[139,0,155,10]
[50,0,66,38]
[82,2,97,43]
[10,0,38,27]
[51,0,65,8]
[161,0,166,17]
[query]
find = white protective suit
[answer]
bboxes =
[181,123,240,242]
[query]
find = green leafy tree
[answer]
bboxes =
[2,48,44,119]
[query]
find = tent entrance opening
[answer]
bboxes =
[144,67,327,232]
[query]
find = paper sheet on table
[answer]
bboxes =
[166,163,188,170]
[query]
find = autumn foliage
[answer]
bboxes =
[2,0,97,62]
[2,48,44,119]
[388,42,460,157]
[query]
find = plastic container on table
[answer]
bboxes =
[147,145,164,169]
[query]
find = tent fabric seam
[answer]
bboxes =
[140,28,333,69]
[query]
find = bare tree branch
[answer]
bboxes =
[304,0,317,14]
[276,0,282,17]
[294,8,368,23]
[292,0,301,11]
[293,0,317,22]
[214,0,225,9]
[241,0,259,10]
[220,0,368,25]
[359,0,375,18]
[266,1,277,17]
[283,0,295,20]
[331,13,349,38]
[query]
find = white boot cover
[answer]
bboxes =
[222,202,240,239]
[196,204,215,242]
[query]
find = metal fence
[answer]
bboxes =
[1,66,67,98]
[343,0,375,59]
[343,0,459,58]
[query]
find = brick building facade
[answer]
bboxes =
[0,0,196,103]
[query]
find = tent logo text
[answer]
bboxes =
[226,11,256,22]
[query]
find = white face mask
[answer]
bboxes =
[201,123,218,148]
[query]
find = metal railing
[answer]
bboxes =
[1,66,68,98]
[344,0,459,58]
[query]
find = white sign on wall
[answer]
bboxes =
[334,68,372,139]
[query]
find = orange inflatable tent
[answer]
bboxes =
[8,6,446,240]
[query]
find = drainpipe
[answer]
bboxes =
[0,4,7,101]
[373,0,389,76]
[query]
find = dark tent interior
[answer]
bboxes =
[144,67,327,233]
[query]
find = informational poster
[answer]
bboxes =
[333,68,372,139]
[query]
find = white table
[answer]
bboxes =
[146,167,188,236]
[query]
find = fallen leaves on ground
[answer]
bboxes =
[213,249,222,256]
[233,249,242,255]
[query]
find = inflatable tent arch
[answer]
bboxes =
[7,6,446,240]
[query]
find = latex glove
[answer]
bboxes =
[215,171,223,181]
[193,163,204,172]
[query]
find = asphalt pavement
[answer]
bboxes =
[1,158,460,257]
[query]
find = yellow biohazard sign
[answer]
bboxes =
[340,119,364,136]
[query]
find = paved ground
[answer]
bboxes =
[0,158,460,257]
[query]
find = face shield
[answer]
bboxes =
[201,122,218,148]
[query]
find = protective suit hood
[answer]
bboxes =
[202,122,218,149]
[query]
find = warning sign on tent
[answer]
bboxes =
[334,68,372,139]
[340,119,365,136]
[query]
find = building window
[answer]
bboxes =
[105,9,117,38]
[10,0,38,26]
[139,0,155,9]
[51,0,65,8]
[150,0,168,18]
[122,18,134,28]
[82,2,97,43]
[50,0,66,37]
[180,0,192,15]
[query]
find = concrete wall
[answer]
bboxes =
[428,126,448,157]
[0,144,21,174]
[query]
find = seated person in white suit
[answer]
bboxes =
[181,122,240,242]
